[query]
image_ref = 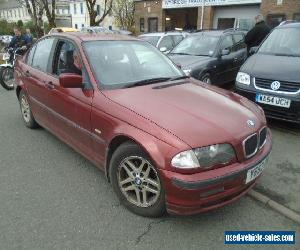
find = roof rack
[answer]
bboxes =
[279,20,300,26]
[223,28,248,33]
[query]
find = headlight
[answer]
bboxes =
[183,69,192,76]
[236,72,251,85]
[171,144,236,169]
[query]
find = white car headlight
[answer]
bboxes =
[171,150,199,169]
[171,144,236,169]
[183,69,192,76]
[236,72,251,85]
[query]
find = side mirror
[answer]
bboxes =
[221,49,230,56]
[249,46,259,55]
[159,47,168,53]
[59,73,82,88]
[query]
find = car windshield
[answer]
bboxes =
[83,40,183,89]
[171,34,219,56]
[139,36,160,46]
[258,27,300,57]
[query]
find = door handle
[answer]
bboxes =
[45,81,55,90]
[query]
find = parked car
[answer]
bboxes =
[168,29,247,85]
[139,32,189,54]
[48,27,78,34]
[15,32,271,217]
[112,29,133,36]
[81,26,114,34]
[235,22,300,124]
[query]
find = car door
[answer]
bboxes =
[41,38,95,159]
[232,33,247,76]
[215,34,235,84]
[22,37,56,127]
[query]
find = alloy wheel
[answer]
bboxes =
[21,95,31,123]
[117,156,161,208]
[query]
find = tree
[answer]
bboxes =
[113,0,134,31]
[40,0,56,28]
[86,0,113,26]
[17,0,44,37]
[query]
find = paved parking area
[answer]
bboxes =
[0,88,299,249]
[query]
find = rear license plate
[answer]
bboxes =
[256,94,291,108]
[245,158,268,184]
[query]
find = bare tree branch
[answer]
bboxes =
[85,0,113,26]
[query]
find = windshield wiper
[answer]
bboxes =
[125,77,171,88]
[170,75,189,81]
[169,52,192,56]
[274,53,299,57]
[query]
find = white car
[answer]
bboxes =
[139,32,189,53]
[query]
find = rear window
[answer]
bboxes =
[139,36,160,47]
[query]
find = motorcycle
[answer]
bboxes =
[0,47,23,91]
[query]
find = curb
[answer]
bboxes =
[248,190,300,224]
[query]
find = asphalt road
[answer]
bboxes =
[0,88,299,249]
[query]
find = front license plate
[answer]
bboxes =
[256,94,291,108]
[245,158,268,184]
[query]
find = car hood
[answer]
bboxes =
[104,79,265,148]
[168,54,212,69]
[242,53,300,82]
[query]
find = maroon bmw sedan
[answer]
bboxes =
[15,32,272,217]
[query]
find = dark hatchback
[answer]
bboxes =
[235,22,300,124]
[168,29,247,85]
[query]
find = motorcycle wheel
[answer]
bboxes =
[0,66,14,90]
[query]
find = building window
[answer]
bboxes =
[140,18,145,32]
[75,24,78,29]
[14,9,16,18]
[74,3,77,14]
[96,5,100,16]
[148,17,158,32]
[267,14,286,29]
[82,24,84,28]
[80,3,83,14]
[294,13,300,21]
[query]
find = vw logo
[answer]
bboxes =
[247,120,256,128]
[271,81,281,91]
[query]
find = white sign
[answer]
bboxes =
[162,0,261,9]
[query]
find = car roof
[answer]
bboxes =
[139,32,186,37]
[47,32,139,42]
[277,22,300,28]
[192,29,245,37]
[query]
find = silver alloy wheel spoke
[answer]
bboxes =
[118,156,161,208]
[120,177,133,186]
[21,96,30,123]
[145,178,159,188]
[144,186,158,194]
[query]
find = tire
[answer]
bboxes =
[19,90,39,129]
[0,66,14,90]
[109,142,166,217]
[200,73,212,84]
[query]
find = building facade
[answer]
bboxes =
[0,0,116,30]
[134,0,300,34]
[69,0,116,30]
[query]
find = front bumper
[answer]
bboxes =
[235,87,300,124]
[159,131,272,216]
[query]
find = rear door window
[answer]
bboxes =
[31,38,55,72]
[26,45,36,66]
